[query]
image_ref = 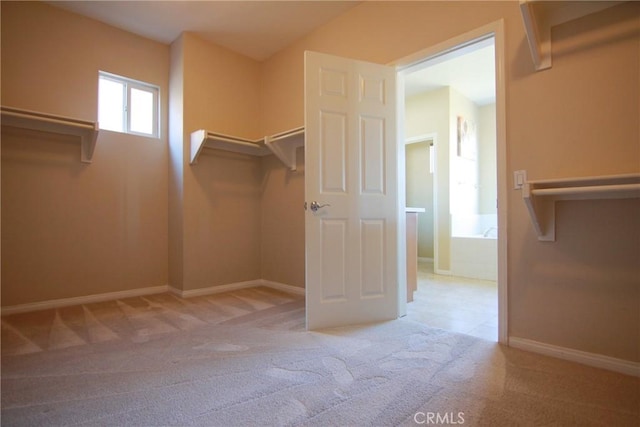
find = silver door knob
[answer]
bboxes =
[309,201,330,212]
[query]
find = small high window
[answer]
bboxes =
[98,71,159,138]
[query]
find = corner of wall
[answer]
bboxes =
[168,34,186,290]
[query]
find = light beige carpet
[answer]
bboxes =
[2,287,638,426]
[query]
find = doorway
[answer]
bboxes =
[395,23,506,343]
[303,21,507,342]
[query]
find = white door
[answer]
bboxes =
[305,51,398,330]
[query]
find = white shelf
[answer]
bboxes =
[264,126,304,171]
[522,173,640,241]
[190,127,305,169]
[190,130,270,165]
[1,105,99,163]
[519,0,622,71]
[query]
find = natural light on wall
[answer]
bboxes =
[98,71,159,137]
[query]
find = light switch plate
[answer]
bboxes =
[514,170,527,189]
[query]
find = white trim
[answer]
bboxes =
[396,71,408,318]
[405,134,439,276]
[0,280,306,315]
[169,279,306,299]
[260,280,306,296]
[432,138,441,275]
[170,280,262,298]
[405,133,437,146]
[509,336,640,377]
[418,257,434,263]
[0,285,169,316]
[392,19,508,345]
[494,19,510,347]
[99,70,160,138]
[434,269,452,276]
[391,21,498,71]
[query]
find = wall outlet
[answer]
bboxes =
[513,170,527,190]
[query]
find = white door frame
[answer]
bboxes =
[390,20,509,344]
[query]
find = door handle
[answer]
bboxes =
[309,201,330,212]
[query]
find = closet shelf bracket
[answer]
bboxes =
[264,126,304,171]
[522,173,640,241]
[1,105,99,163]
[190,130,270,165]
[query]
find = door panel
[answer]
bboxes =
[320,111,347,193]
[321,219,348,301]
[305,51,398,330]
[361,219,386,297]
[360,116,386,194]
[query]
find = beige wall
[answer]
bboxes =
[260,148,306,288]
[405,89,496,264]
[478,104,497,215]
[405,88,451,271]
[174,33,264,292]
[507,4,640,361]
[170,32,306,291]
[1,1,169,305]
[405,142,434,259]
[449,87,480,217]
[168,36,185,290]
[259,1,640,361]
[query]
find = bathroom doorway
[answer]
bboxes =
[403,36,499,341]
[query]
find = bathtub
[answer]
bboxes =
[450,214,497,281]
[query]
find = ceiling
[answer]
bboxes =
[49,1,495,105]
[49,1,360,61]
[404,38,496,105]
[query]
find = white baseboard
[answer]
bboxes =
[1,285,169,316]
[170,279,306,298]
[509,336,640,377]
[170,280,263,298]
[1,279,306,315]
[418,257,434,263]
[169,279,305,298]
[260,279,306,296]
[434,269,451,276]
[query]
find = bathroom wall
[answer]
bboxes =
[449,87,480,218]
[449,88,497,240]
[479,104,497,215]
[405,86,496,271]
[405,142,434,259]
[405,88,451,272]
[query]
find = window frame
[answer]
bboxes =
[98,71,160,138]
